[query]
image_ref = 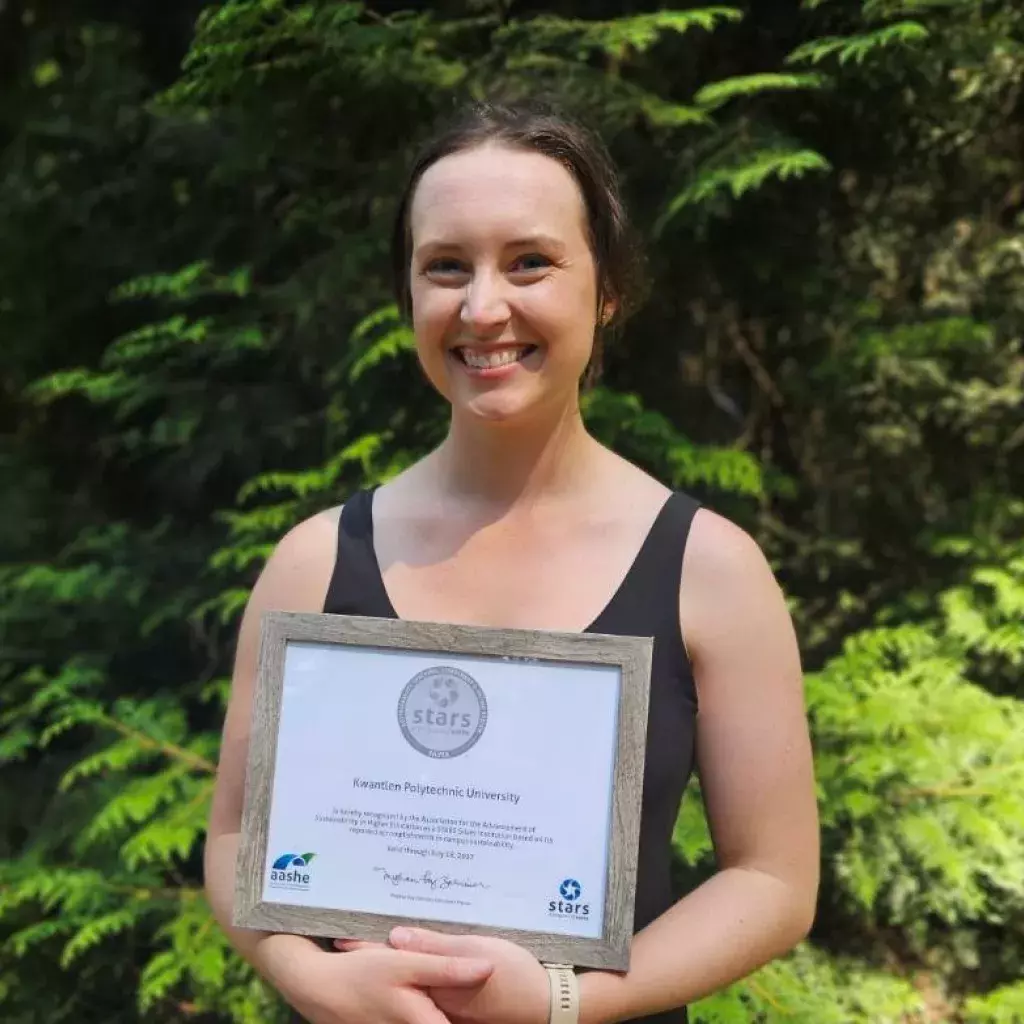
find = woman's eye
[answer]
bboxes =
[511,253,550,272]
[425,259,467,275]
[422,254,551,277]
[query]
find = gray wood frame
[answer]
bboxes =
[234,610,652,971]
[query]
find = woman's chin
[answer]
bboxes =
[461,398,529,424]
[454,388,542,425]
[440,365,582,427]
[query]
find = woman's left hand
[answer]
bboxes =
[337,926,550,1024]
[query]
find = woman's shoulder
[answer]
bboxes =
[247,505,344,611]
[275,504,343,555]
[680,505,796,678]
[685,506,774,587]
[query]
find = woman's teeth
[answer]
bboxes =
[458,347,530,369]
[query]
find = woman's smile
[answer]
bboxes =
[450,343,541,377]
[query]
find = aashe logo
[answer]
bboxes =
[397,666,488,759]
[269,851,316,891]
[549,877,590,919]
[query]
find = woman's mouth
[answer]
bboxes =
[452,345,538,370]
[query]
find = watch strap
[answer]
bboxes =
[544,963,579,1024]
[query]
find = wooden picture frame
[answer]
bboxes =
[234,610,652,971]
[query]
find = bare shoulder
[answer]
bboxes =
[684,506,778,586]
[230,506,342,672]
[247,505,342,611]
[680,507,800,690]
[272,504,342,558]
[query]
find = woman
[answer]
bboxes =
[204,101,820,1024]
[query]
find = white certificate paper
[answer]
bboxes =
[261,641,622,938]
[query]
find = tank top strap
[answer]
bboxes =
[589,490,701,646]
[323,487,396,618]
[324,487,702,639]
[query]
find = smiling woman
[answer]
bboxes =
[406,144,601,423]
[391,103,645,398]
[203,101,820,1024]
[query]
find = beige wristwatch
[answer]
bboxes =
[543,963,580,1024]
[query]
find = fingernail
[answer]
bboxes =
[391,927,412,943]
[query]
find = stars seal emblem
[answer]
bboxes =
[397,666,488,758]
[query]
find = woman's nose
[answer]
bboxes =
[460,272,511,333]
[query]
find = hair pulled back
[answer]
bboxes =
[390,100,647,381]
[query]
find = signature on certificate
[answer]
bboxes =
[373,866,490,892]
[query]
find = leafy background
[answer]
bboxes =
[2,0,1022,1021]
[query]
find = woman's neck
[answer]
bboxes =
[432,401,601,511]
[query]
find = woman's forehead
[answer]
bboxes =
[410,145,587,244]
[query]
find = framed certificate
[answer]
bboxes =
[234,611,652,971]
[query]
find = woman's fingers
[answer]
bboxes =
[333,937,493,989]
[388,926,482,958]
[399,950,494,988]
[334,938,386,952]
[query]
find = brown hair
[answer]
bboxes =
[390,100,647,383]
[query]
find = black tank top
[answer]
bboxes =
[322,487,701,1024]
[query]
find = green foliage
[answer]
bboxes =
[693,944,928,1023]
[693,72,828,112]
[787,22,930,66]
[348,304,417,382]
[2,0,1022,1020]
[811,614,1024,940]
[582,389,764,496]
[963,982,1024,1024]
[497,9,744,62]
[657,142,832,229]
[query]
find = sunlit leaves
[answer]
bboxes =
[693,73,827,112]
[693,944,927,1023]
[963,982,1024,1024]
[582,388,764,495]
[495,9,743,63]
[657,145,830,229]
[808,609,1024,935]
[787,23,930,66]
[348,304,416,382]
[3,0,1023,1020]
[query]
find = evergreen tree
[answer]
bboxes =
[2,1,1021,1020]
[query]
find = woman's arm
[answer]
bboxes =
[576,509,820,1023]
[204,511,497,1024]
[203,513,342,975]
[385,507,819,1024]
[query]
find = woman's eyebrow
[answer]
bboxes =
[504,234,566,252]
[415,234,567,257]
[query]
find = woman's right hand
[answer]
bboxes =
[266,940,495,1024]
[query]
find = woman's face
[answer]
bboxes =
[407,143,602,424]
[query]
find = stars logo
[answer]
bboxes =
[559,878,582,901]
[429,676,460,709]
[397,666,487,759]
[549,877,590,920]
